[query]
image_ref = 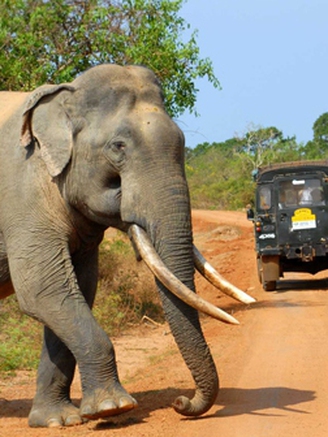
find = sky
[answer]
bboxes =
[178,0,328,149]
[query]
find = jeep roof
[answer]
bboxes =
[255,160,328,183]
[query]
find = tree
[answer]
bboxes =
[0,0,220,117]
[234,125,283,170]
[313,112,328,144]
[234,124,302,170]
[304,112,328,159]
[302,113,328,160]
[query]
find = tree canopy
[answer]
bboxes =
[0,0,220,117]
[313,112,328,143]
[301,112,328,160]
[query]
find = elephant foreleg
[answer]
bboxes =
[28,247,95,427]
[72,247,138,421]
[19,243,137,427]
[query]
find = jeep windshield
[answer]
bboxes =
[278,178,325,209]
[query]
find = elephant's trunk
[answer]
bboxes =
[128,182,220,416]
[152,216,219,417]
[158,276,219,416]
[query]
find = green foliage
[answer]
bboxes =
[302,113,328,160]
[302,140,328,160]
[313,112,328,143]
[0,0,220,117]
[186,140,244,209]
[0,233,162,374]
[0,298,42,372]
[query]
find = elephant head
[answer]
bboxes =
[20,64,254,417]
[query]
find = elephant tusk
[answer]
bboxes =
[193,246,256,304]
[129,224,239,325]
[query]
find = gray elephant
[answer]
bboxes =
[0,64,254,428]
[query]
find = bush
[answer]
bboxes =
[0,300,42,373]
[94,232,164,336]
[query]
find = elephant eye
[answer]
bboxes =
[103,140,126,167]
[111,141,126,153]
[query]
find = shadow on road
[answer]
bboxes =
[276,278,328,291]
[214,386,316,417]
[0,384,316,429]
[0,398,32,419]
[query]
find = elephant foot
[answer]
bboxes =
[28,400,83,428]
[80,384,138,420]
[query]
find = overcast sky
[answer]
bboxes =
[177,0,328,148]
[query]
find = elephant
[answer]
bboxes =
[0,64,255,428]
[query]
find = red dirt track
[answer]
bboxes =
[1,210,328,436]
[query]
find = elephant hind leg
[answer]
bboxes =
[29,326,82,428]
[29,400,82,428]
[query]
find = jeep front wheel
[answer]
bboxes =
[263,280,277,292]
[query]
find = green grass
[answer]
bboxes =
[0,304,42,373]
[0,232,163,374]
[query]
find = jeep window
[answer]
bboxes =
[278,178,325,209]
[279,182,298,208]
[259,186,271,210]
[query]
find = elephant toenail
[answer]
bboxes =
[47,418,62,428]
[119,396,138,409]
[65,415,82,426]
[99,399,117,412]
[80,405,93,417]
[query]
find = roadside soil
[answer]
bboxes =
[1,210,328,437]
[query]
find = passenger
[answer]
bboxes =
[299,185,313,205]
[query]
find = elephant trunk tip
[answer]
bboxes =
[172,393,215,417]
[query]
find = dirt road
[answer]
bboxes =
[1,210,328,436]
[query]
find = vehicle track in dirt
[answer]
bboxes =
[1,210,328,437]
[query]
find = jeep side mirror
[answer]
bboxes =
[246,206,254,221]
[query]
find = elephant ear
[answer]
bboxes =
[21,84,76,177]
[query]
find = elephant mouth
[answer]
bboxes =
[78,187,124,228]
[128,224,255,325]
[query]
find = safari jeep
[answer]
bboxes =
[251,160,328,291]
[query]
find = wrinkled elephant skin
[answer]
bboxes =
[0,64,219,427]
